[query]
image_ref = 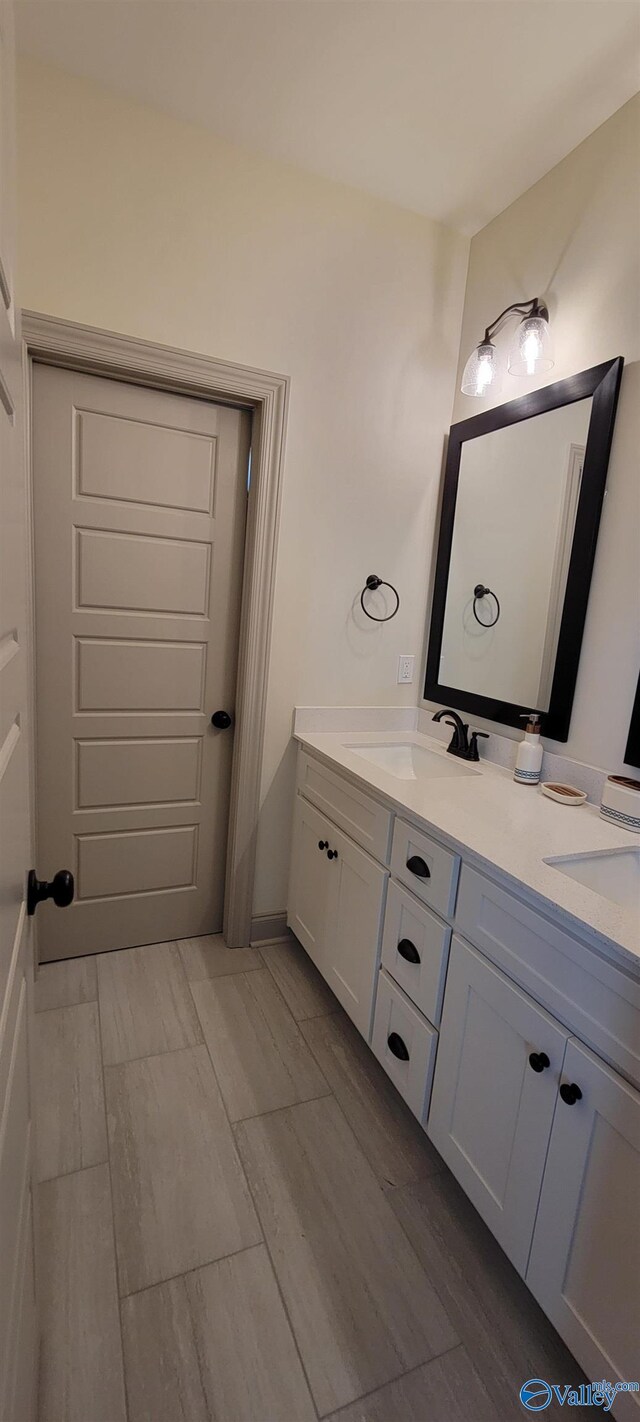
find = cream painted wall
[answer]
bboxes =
[16,58,469,915]
[446,95,640,773]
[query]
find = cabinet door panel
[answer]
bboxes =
[528,1039,640,1421]
[287,796,333,971]
[428,936,569,1275]
[324,824,387,1040]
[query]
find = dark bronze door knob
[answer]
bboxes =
[211,710,232,729]
[27,869,75,916]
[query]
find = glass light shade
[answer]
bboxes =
[460,340,501,398]
[508,315,554,376]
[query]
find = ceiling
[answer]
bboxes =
[15,0,640,234]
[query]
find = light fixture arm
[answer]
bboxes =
[483,298,549,345]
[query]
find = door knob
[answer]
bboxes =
[27,869,74,917]
[559,1082,583,1106]
[318,840,329,851]
[211,710,232,729]
[528,1051,550,1073]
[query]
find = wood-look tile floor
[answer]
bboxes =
[34,933,589,1422]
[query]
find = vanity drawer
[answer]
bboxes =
[455,865,640,1088]
[390,818,460,919]
[297,751,392,863]
[381,880,451,1026]
[371,969,438,1123]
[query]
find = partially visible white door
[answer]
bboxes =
[287,795,333,971]
[527,1039,640,1422]
[32,365,250,959]
[322,821,387,1040]
[428,935,569,1276]
[0,5,37,1418]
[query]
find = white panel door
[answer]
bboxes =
[527,1039,640,1422]
[428,935,569,1276]
[0,6,37,1418]
[322,821,388,1040]
[32,365,250,958]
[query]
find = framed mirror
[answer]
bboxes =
[424,358,623,741]
[624,673,640,770]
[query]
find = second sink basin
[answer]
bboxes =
[347,740,479,781]
[545,846,640,912]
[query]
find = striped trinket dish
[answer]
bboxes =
[600,775,640,834]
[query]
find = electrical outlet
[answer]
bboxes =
[397,654,414,685]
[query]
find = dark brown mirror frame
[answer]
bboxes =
[624,673,640,770]
[424,357,624,742]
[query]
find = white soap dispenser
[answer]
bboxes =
[514,713,543,785]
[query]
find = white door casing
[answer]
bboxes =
[527,1038,640,1421]
[32,365,250,958]
[0,4,38,1417]
[428,935,570,1276]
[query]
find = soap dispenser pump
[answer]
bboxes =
[514,713,543,785]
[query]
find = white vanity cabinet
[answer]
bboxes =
[289,791,388,1038]
[287,743,640,1418]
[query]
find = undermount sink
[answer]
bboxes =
[545,846,640,912]
[346,740,479,781]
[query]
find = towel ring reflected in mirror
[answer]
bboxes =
[472,584,501,627]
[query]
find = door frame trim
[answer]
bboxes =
[22,311,290,948]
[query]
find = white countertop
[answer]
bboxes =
[295,728,640,974]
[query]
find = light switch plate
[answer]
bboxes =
[397,654,414,685]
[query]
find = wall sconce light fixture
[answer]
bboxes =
[461,298,553,397]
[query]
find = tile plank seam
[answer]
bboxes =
[182,957,322,1418]
[320,1341,468,1422]
[95,962,132,1421]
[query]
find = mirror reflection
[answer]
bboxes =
[439,397,593,711]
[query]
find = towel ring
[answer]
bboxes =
[360,574,400,623]
[473,583,501,627]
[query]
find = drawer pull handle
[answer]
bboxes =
[398,938,421,965]
[387,1032,410,1061]
[407,855,430,880]
[528,1051,550,1073]
[318,840,328,851]
[559,1082,582,1106]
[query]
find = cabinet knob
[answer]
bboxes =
[559,1082,583,1106]
[327,849,338,860]
[387,1032,410,1061]
[318,840,328,851]
[27,868,75,917]
[406,855,430,880]
[398,938,421,965]
[528,1051,550,1073]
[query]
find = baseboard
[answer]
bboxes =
[250,912,291,947]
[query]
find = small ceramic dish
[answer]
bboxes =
[600,775,640,833]
[541,782,587,806]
